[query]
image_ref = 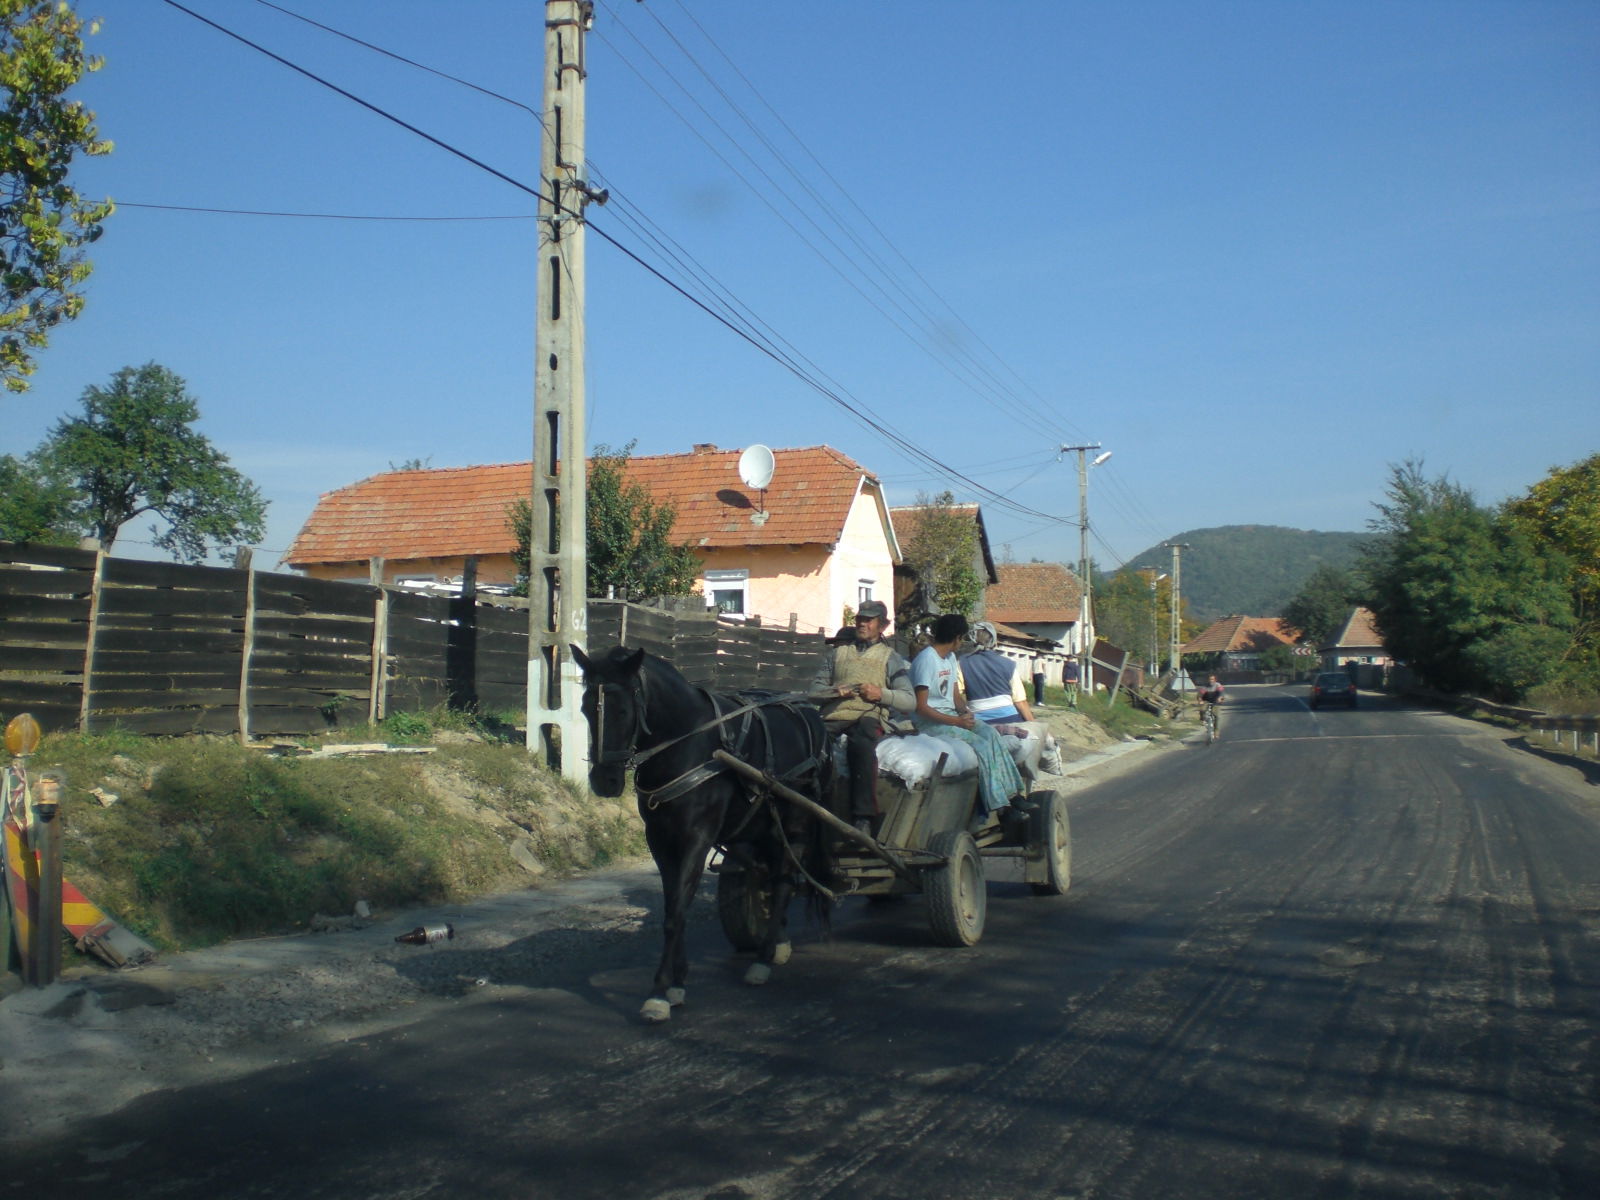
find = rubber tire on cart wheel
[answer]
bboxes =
[717,867,771,953]
[926,829,986,947]
[1028,789,1072,896]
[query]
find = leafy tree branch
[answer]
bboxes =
[1,0,113,392]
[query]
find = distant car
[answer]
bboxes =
[1309,671,1358,709]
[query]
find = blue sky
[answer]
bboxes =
[5,0,1597,576]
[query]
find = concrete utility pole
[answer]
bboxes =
[530,0,599,782]
[1163,541,1190,691]
[1061,444,1108,666]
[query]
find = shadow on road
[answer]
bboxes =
[1505,735,1600,787]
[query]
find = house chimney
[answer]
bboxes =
[692,443,718,454]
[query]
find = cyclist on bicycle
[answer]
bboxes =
[1197,674,1225,735]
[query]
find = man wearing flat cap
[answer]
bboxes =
[813,599,915,833]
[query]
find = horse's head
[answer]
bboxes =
[572,644,648,797]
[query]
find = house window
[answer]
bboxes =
[858,579,876,607]
[705,568,749,616]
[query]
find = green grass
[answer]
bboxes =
[15,725,642,952]
[1524,683,1600,716]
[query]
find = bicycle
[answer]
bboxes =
[1200,701,1219,745]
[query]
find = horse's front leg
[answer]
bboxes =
[642,823,711,1024]
[745,837,795,987]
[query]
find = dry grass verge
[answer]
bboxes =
[22,721,643,952]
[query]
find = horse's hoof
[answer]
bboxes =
[641,997,672,1022]
[772,941,792,966]
[744,962,773,986]
[665,987,686,1007]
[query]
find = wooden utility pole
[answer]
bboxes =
[1164,541,1190,692]
[530,0,598,781]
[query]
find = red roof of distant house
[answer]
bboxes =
[984,562,1083,625]
[285,444,888,567]
[1182,615,1299,655]
[1324,606,1385,651]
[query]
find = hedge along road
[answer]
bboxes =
[5,686,1598,1198]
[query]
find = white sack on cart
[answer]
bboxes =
[875,733,979,788]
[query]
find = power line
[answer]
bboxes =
[117,201,529,221]
[158,0,1075,525]
[636,0,1098,448]
[248,0,538,116]
[602,0,1088,443]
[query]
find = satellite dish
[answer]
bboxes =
[737,444,775,491]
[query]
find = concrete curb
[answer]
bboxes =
[1049,738,1159,778]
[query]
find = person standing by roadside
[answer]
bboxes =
[1061,655,1081,709]
[1030,650,1047,706]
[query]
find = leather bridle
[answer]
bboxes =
[589,676,650,770]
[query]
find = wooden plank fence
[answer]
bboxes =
[0,541,829,739]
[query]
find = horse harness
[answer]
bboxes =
[595,678,824,812]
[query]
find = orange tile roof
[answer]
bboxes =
[984,562,1083,624]
[1326,606,1385,650]
[285,445,882,567]
[1182,615,1299,654]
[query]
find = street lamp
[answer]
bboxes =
[1061,444,1111,673]
[1149,572,1168,675]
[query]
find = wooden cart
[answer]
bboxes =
[712,747,1071,950]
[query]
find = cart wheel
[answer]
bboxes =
[926,830,986,947]
[717,867,771,953]
[1027,789,1072,896]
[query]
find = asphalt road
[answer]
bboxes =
[7,685,1598,1199]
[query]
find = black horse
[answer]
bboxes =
[572,645,835,1022]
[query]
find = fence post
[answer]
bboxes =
[235,548,256,744]
[446,557,479,711]
[76,542,105,734]
[368,557,388,724]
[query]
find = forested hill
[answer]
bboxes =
[1121,526,1367,622]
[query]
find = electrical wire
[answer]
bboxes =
[601,0,1085,442]
[159,0,1075,525]
[248,0,538,116]
[116,201,529,221]
[660,0,1094,449]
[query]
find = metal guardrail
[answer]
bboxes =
[1400,684,1598,758]
[1528,713,1600,757]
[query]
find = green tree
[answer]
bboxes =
[896,490,983,621]
[1502,453,1600,694]
[0,448,75,543]
[1258,643,1299,675]
[509,441,702,601]
[1363,461,1572,701]
[1281,562,1364,646]
[37,362,267,561]
[1,1,113,393]
[1097,568,1174,668]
